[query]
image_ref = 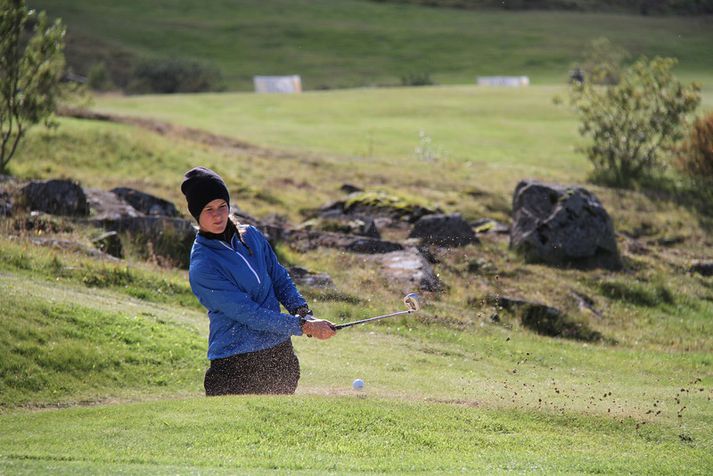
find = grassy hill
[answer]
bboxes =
[372,0,713,15]
[1,81,712,471]
[30,0,713,90]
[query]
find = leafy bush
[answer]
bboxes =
[128,57,222,94]
[400,72,434,87]
[676,112,713,189]
[87,62,113,91]
[569,56,700,187]
[0,0,66,173]
[576,37,629,86]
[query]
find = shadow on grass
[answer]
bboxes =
[591,173,713,231]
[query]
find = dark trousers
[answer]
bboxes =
[204,339,300,396]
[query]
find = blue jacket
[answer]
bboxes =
[188,225,305,360]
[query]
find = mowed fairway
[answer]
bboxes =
[93,86,581,171]
[93,83,713,169]
[2,395,711,474]
[3,80,713,472]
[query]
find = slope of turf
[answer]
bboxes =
[3,77,713,473]
[0,280,205,408]
[31,0,713,89]
[1,396,712,474]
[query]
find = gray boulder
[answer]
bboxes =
[298,216,380,239]
[510,181,621,270]
[690,260,713,277]
[317,192,441,224]
[19,179,89,216]
[346,237,402,254]
[409,213,479,247]
[111,187,179,217]
[85,189,142,221]
[376,248,441,292]
[288,229,403,255]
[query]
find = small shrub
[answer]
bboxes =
[577,37,629,86]
[128,57,222,94]
[569,56,701,187]
[0,2,66,173]
[87,62,113,91]
[676,112,713,190]
[401,72,434,87]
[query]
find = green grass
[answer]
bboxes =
[3,74,713,472]
[2,258,712,471]
[0,237,199,310]
[2,396,711,474]
[91,86,585,173]
[0,287,204,408]
[30,0,713,90]
[1,238,712,471]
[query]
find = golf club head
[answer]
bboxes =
[403,293,421,312]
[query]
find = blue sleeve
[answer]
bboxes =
[255,227,308,315]
[189,261,303,337]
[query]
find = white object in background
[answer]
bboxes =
[352,378,364,391]
[253,75,302,93]
[476,76,529,87]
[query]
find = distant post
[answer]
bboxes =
[253,75,302,94]
[476,76,529,87]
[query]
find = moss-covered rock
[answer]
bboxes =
[341,191,441,223]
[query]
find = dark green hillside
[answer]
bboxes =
[30,0,713,90]
[372,0,713,15]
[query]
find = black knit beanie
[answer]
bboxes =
[180,167,230,221]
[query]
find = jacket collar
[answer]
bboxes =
[195,232,236,250]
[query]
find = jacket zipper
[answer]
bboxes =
[219,240,261,285]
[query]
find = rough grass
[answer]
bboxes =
[1,238,712,472]
[3,82,713,473]
[31,0,713,90]
[0,237,198,310]
[0,288,204,408]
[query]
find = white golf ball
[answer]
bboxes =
[352,378,364,390]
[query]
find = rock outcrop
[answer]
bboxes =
[408,213,478,247]
[375,248,442,292]
[110,187,179,217]
[19,179,89,216]
[510,180,621,270]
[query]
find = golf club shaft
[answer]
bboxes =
[334,309,412,330]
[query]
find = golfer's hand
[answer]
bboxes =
[302,319,336,340]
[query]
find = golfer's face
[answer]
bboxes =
[199,199,229,234]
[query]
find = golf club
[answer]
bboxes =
[334,293,421,330]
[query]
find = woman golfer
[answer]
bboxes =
[181,166,336,395]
